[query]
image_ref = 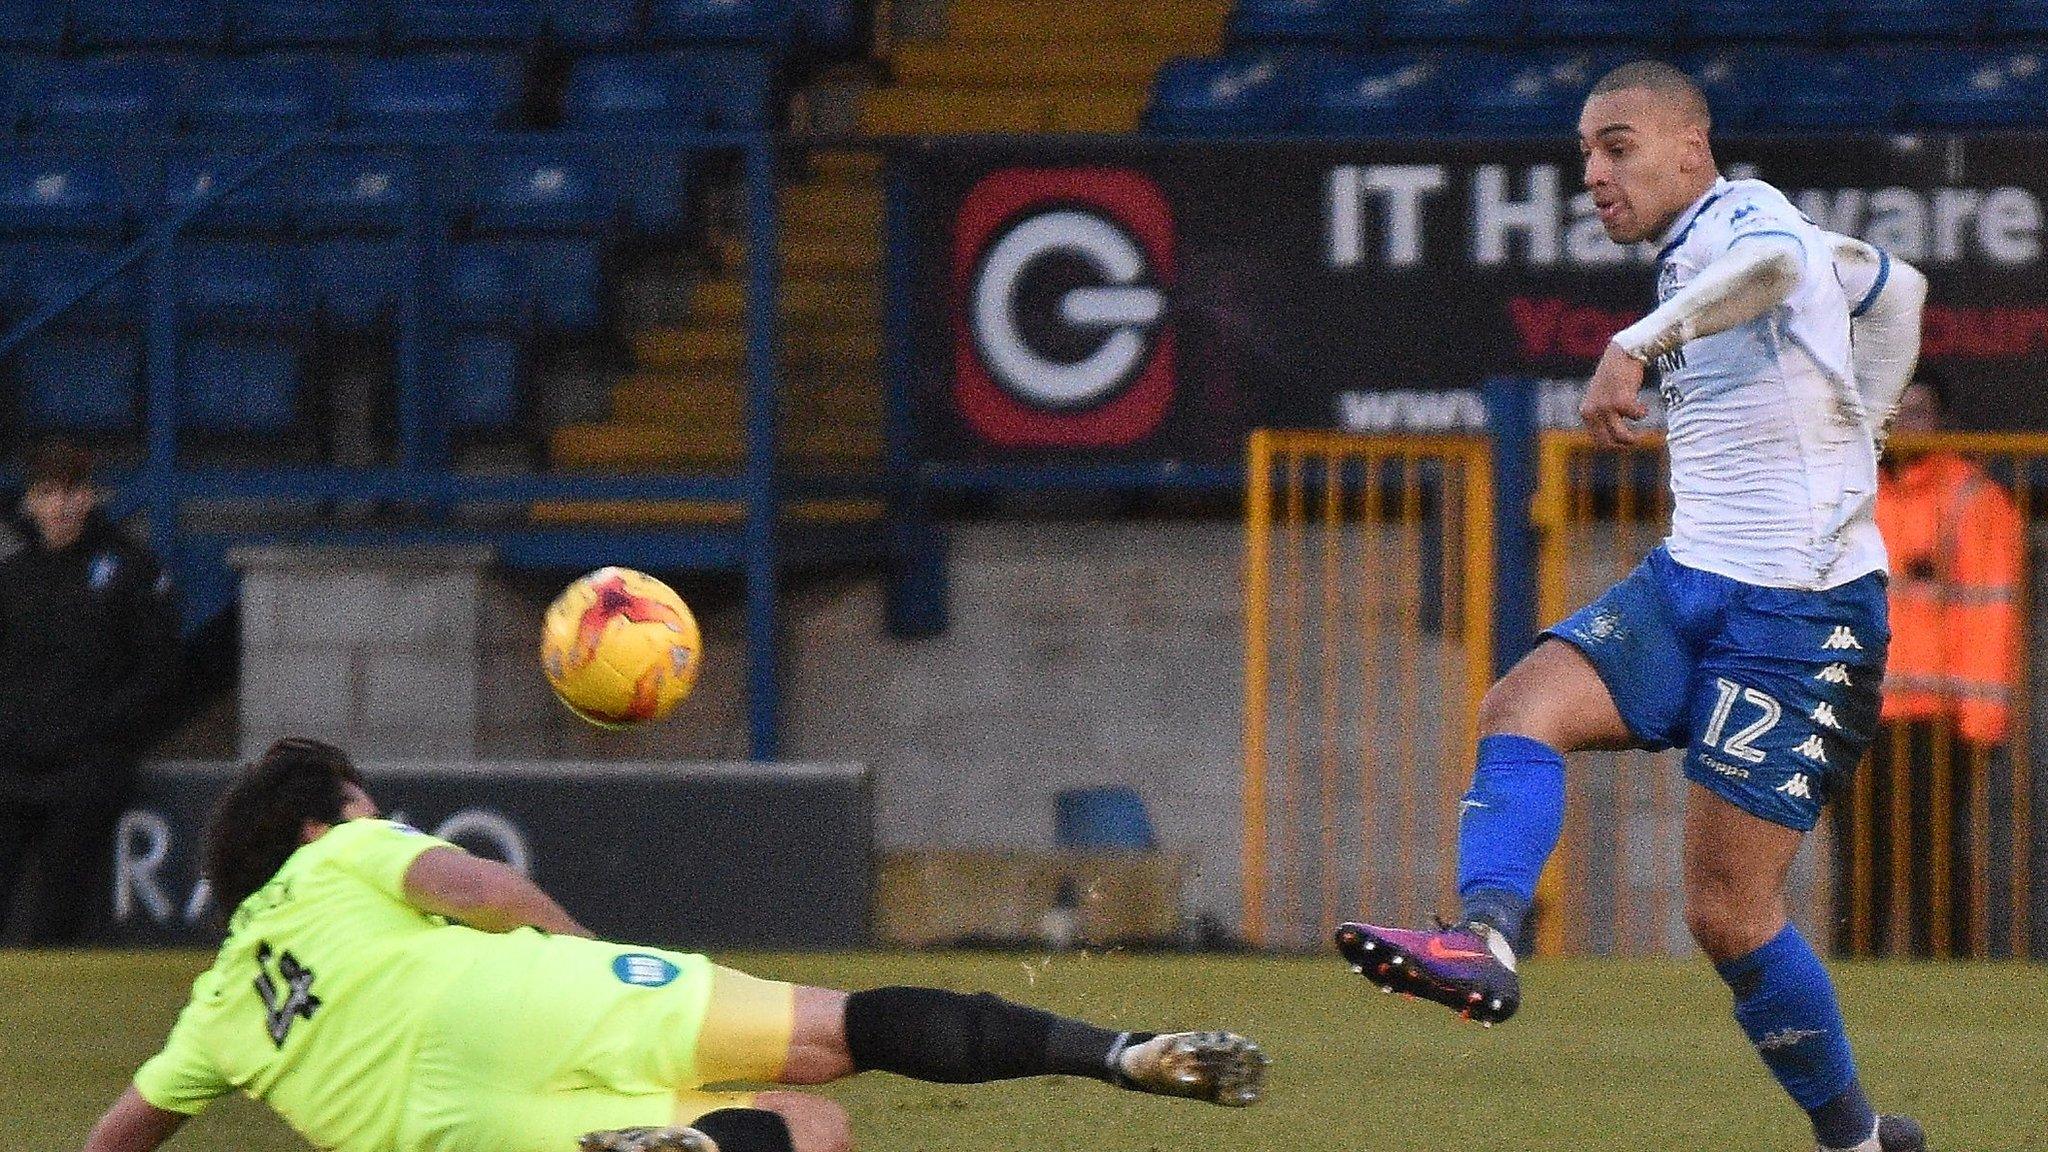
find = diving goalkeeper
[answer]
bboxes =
[81,738,1268,1152]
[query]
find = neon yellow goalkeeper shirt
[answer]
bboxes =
[133,818,503,1150]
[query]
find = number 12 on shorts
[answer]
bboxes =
[1701,677,1780,764]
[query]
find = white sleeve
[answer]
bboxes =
[1829,232,1927,442]
[1611,232,1805,362]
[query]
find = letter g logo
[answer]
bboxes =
[951,168,1176,448]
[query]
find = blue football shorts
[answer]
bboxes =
[1542,546,1889,831]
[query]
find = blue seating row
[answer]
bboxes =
[4,239,608,333]
[1148,45,2048,135]
[12,328,522,433]
[0,145,696,238]
[0,0,859,54]
[1227,0,2048,46]
[0,50,772,134]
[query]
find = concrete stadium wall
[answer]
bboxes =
[786,521,1251,933]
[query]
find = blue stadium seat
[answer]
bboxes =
[674,48,775,129]
[0,0,66,49]
[1227,0,1376,47]
[177,243,312,330]
[229,0,379,46]
[648,0,790,44]
[1380,0,1520,42]
[390,0,545,45]
[1682,0,1825,41]
[180,335,302,432]
[564,54,713,130]
[344,54,520,129]
[1831,0,1984,40]
[1297,51,1444,136]
[12,242,142,329]
[1897,47,2048,127]
[163,150,300,233]
[1683,47,1769,131]
[1524,0,1678,41]
[1746,52,1902,131]
[445,243,531,329]
[547,0,642,45]
[617,153,694,236]
[16,333,141,432]
[0,153,136,235]
[1144,54,1297,134]
[437,334,522,430]
[1989,0,2048,34]
[19,55,191,136]
[1443,50,1624,136]
[305,238,405,329]
[187,54,340,130]
[74,0,226,47]
[520,239,604,332]
[464,147,620,234]
[298,149,418,233]
[794,0,866,59]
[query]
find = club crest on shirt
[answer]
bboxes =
[1656,260,1681,303]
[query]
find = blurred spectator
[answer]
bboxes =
[1841,372,2024,957]
[0,438,183,944]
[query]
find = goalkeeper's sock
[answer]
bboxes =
[692,1109,795,1152]
[843,986,1153,1084]
[1715,924,1875,1151]
[1456,734,1567,941]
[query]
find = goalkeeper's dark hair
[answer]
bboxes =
[204,737,367,915]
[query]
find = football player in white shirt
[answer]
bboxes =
[1335,61,1927,1152]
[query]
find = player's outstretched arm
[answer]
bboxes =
[1585,233,1807,447]
[80,1087,187,1152]
[1829,232,1927,443]
[401,845,594,937]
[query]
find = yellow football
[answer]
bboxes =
[539,567,702,728]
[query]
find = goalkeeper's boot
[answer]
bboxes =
[579,1127,717,1152]
[1111,1031,1269,1107]
[1334,917,1520,1025]
[1823,1114,1929,1152]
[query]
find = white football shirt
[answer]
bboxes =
[1649,176,1888,590]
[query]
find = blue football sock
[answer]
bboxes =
[1715,924,1876,1149]
[1455,734,1567,942]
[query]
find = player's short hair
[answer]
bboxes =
[203,737,368,915]
[1586,60,1712,132]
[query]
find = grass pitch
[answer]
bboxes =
[5,949,2043,1151]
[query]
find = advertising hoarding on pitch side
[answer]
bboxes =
[895,135,2047,462]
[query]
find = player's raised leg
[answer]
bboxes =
[1337,636,1633,1024]
[584,969,1269,1152]
[796,983,1265,1105]
[1685,786,1922,1152]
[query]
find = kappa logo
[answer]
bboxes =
[1821,626,1863,651]
[952,168,1176,448]
[1755,1026,1822,1052]
[1793,735,1829,764]
[1579,609,1625,644]
[1777,772,1815,799]
[1809,703,1842,731]
[1813,663,1853,686]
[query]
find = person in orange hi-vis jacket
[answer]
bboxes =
[1876,373,2022,744]
[1852,370,2026,960]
